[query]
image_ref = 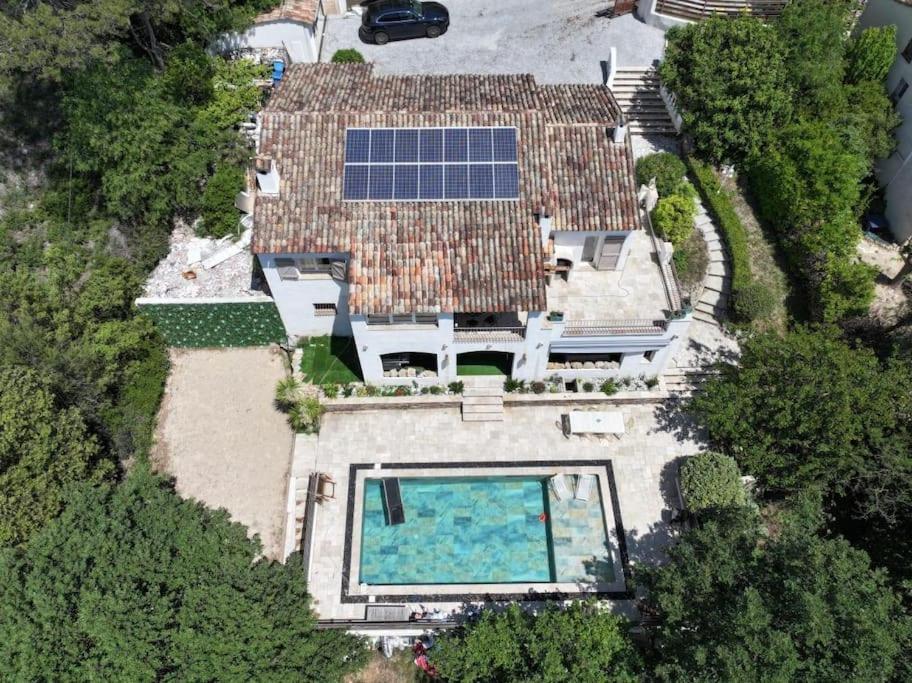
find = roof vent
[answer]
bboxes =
[612,117,627,144]
[256,157,280,195]
[538,208,553,247]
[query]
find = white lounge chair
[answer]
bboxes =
[575,474,595,501]
[550,474,571,501]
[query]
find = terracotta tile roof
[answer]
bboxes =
[253,64,641,314]
[254,0,318,25]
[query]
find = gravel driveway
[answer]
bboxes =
[152,347,293,559]
[320,0,665,84]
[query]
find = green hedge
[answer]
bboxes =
[686,156,751,292]
[138,300,286,347]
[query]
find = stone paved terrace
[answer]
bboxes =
[547,231,671,323]
[296,399,704,621]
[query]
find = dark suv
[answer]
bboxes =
[359,0,449,45]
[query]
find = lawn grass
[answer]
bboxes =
[456,352,512,376]
[299,336,362,384]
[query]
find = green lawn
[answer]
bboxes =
[456,352,512,376]
[299,336,362,384]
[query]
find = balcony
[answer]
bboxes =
[453,312,525,344]
[561,319,667,337]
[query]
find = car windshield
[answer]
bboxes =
[410,0,421,14]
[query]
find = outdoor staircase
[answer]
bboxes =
[461,383,505,422]
[662,367,720,396]
[693,199,731,326]
[611,67,677,136]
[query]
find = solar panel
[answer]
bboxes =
[368,165,394,199]
[343,127,519,201]
[469,128,493,162]
[345,129,370,163]
[469,164,494,199]
[492,127,517,162]
[444,128,468,162]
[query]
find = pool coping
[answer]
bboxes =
[339,459,634,603]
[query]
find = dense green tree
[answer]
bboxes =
[846,25,898,85]
[641,498,911,683]
[0,366,111,546]
[0,468,368,680]
[690,327,912,521]
[201,163,245,238]
[430,602,643,683]
[0,0,276,83]
[678,452,749,513]
[660,17,792,163]
[775,0,853,110]
[836,79,901,162]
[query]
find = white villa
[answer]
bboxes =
[247,63,691,385]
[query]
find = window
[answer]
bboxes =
[890,78,908,105]
[366,314,390,325]
[366,313,438,326]
[379,11,407,22]
[903,37,912,63]
[275,258,299,281]
[392,314,413,324]
[274,256,346,281]
[299,256,333,273]
[414,313,438,325]
[643,350,657,363]
[314,303,337,317]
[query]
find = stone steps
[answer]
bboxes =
[612,67,677,135]
[462,385,505,422]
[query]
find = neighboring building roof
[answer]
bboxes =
[254,0,319,26]
[253,64,640,315]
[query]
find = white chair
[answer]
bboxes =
[575,474,595,501]
[549,474,571,501]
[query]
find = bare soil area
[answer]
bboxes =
[857,238,910,324]
[152,346,293,559]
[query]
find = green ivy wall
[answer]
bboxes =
[138,300,287,347]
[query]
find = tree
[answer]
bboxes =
[846,25,898,85]
[430,602,643,683]
[651,194,695,247]
[0,366,112,546]
[690,327,912,521]
[775,0,853,111]
[640,499,911,682]
[635,152,687,197]
[660,17,792,163]
[0,468,368,680]
[679,452,749,513]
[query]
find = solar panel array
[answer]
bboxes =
[343,127,520,201]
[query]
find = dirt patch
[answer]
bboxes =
[857,238,911,325]
[152,346,293,559]
[344,650,421,683]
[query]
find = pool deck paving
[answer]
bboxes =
[298,398,704,620]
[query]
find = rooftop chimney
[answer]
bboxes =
[612,116,627,144]
[255,157,280,196]
[538,208,553,247]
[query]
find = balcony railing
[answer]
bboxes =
[561,319,667,337]
[453,326,526,343]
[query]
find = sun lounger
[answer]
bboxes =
[575,474,595,501]
[549,474,571,501]
[382,478,406,525]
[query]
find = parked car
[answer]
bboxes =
[359,0,449,45]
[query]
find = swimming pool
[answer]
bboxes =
[358,475,613,585]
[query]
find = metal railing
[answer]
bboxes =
[561,319,668,337]
[655,0,787,21]
[453,326,525,343]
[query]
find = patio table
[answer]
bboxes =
[567,410,625,436]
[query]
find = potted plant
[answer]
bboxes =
[548,311,564,322]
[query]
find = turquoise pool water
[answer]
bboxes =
[358,475,613,585]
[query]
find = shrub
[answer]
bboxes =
[321,383,339,399]
[393,385,410,396]
[199,163,244,239]
[331,49,365,64]
[581,381,594,393]
[679,452,749,512]
[635,152,687,197]
[288,397,324,434]
[845,26,897,85]
[816,256,877,323]
[530,381,546,394]
[274,376,301,410]
[600,379,618,395]
[504,378,526,393]
[672,228,709,292]
[448,381,464,394]
[645,376,659,389]
[652,194,695,246]
[356,384,379,397]
[428,385,443,395]
[731,282,776,323]
[687,156,751,292]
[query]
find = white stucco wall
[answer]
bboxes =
[637,0,692,31]
[857,0,912,242]
[217,20,317,63]
[552,231,633,270]
[259,253,352,337]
